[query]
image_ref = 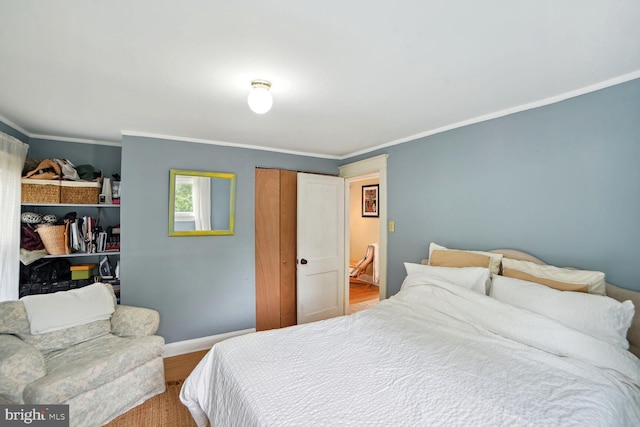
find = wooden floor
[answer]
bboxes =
[349,281,379,304]
[164,350,208,383]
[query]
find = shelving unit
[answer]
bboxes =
[23,203,120,258]
[20,201,121,299]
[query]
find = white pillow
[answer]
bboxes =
[501,258,606,295]
[404,263,491,295]
[490,275,634,349]
[428,242,503,276]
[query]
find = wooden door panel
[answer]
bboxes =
[279,170,297,328]
[255,169,281,331]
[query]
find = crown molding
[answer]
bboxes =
[121,130,341,160]
[29,134,122,147]
[0,115,121,147]
[339,70,640,160]
[0,114,30,136]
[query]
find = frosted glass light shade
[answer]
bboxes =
[248,81,273,114]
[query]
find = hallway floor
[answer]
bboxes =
[348,281,379,314]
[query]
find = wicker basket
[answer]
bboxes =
[21,179,61,203]
[37,225,67,255]
[60,181,101,204]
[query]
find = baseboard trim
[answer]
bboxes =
[162,328,255,358]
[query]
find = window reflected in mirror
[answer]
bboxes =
[169,169,236,236]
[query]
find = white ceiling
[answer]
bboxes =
[1,1,639,159]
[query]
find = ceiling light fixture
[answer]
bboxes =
[248,80,273,114]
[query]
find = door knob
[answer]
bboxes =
[300,259,308,265]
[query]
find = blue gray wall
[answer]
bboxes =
[344,78,640,296]
[121,136,338,343]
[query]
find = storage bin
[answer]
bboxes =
[36,225,67,255]
[21,179,61,203]
[71,270,94,280]
[60,180,101,204]
[70,263,97,280]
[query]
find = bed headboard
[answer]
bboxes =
[489,249,640,358]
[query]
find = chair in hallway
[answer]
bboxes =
[349,244,377,287]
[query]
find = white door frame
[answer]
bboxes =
[339,154,389,311]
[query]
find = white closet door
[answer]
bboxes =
[296,173,345,324]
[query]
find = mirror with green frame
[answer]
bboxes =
[169,169,236,236]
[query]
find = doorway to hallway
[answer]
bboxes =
[340,154,388,314]
[347,174,380,313]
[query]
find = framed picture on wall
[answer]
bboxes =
[362,184,379,217]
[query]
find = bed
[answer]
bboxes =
[180,248,640,426]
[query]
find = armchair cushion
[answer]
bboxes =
[24,334,164,404]
[0,334,46,403]
[111,305,160,338]
[18,320,112,354]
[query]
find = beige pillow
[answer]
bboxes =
[501,258,605,295]
[430,250,493,269]
[428,243,502,275]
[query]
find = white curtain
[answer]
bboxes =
[192,176,211,231]
[0,132,29,301]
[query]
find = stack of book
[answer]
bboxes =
[67,216,105,254]
[106,225,120,251]
[66,218,120,254]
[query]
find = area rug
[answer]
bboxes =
[104,380,196,427]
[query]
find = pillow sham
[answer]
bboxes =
[490,275,634,349]
[501,258,605,295]
[428,242,502,275]
[404,262,491,295]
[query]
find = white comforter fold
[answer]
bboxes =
[181,277,640,427]
[399,274,640,385]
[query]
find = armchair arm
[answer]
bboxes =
[111,305,160,338]
[0,334,46,404]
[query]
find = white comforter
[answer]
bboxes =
[180,276,640,426]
